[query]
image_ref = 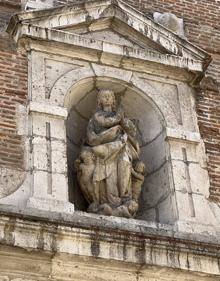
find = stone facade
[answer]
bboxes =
[0,0,220,280]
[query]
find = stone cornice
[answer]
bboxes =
[15,23,204,74]
[0,208,220,276]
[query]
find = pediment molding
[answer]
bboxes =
[7,0,211,76]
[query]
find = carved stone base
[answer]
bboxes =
[88,200,139,218]
[27,197,75,214]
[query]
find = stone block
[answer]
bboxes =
[27,196,74,213]
[175,190,193,221]
[32,170,49,198]
[169,140,198,162]
[58,66,95,108]
[45,58,85,101]
[29,102,68,119]
[92,63,133,83]
[189,163,210,197]
[32,115,66,140]
[32,114,47,137]
[52,173,68,201]
[166,128,200,143]
[176,83,196,131]
[50,119,66,140]
[147,80,182,125]
[22,0,54,10]
[171,160,188,193]
[31,52,45,102]
[103,42,123,56]
[32,136,48,171]
[100,53,123,68]
[51,140,67,174]
[192,194,218,226]
[153,12,185,38]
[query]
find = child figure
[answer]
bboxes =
[75,148,99,206]
[131,161,145,202]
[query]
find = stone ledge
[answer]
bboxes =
[0,209,220,276]
[0,204,220,245]
[166,128,201,143]
[29,101,68,119]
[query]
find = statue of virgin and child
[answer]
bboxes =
[75,89,146,218]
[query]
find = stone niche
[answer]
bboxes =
[66,76,171,221]
[3,0,220,232]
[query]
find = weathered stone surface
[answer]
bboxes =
[154,12,185,38]
[0,0,219,280]
[22,0,54,10]
[0,212,219,280]
[0,0,218,246]
[0,168,26,199]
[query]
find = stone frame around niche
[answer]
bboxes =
[2,0,220,233]
[0,47,215,229]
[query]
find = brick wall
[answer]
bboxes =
[0,0,219,200]
[0,1,28,170]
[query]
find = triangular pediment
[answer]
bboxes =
[59,17,164,53]
[7,0,211,72]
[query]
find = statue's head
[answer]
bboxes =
[97,89,116,111]
[80,148,95,164]
[134,161,145,175]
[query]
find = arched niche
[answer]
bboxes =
[65,76,177,224]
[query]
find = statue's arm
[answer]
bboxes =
[94,110,122,128]
[87,128,102,146]
[131,169,144,181]
[87,120,122,146]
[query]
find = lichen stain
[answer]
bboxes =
[167,249,176,266]
[90,232,100,257]
[50,225,58,253]
[37,226,45,250]
[135,240,146,264]
[91,239,100,257]
[2,217,16,246]
[122,242,127,261]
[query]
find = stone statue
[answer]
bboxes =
[75,89,145,218]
